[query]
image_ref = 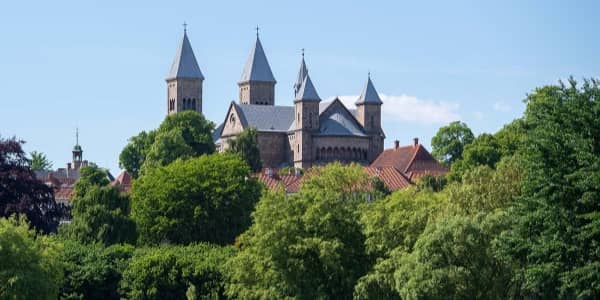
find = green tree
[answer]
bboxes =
[118,131,155,179]
[59,241,134,300]
[448,133,502,181]
[498,79,600,298]
[431,121,474,165]
[226,163,373,299]
[226,127,262,172]
[73,165,111,199]
[131,153,261,245]
[61,185,136,246]
[30,150,53,171]
[119,111,215,178]
[119,243,233,300]
[0,217,63,299]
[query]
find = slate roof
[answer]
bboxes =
[317,99,367,137]
[370,141,448,179]
[212,122,224,142]
[294,55,308,95]
[234,103,294,132]
[240,37,276,83]
[295,73,320,102]
[166,31,204,80]
[355,76,383,105]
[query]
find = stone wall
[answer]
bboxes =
[167,78,203,115]
[257,132,288,167]
[238,81,275,105]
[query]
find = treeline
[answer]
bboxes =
[1,78,599,299]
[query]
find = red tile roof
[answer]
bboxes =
[255,169,303,193]
[371,141,448,180]
[364,166,412,190]
[112,171,132,192]
[54,186,74,203]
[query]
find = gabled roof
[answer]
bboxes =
[240,37,276,83]
[294,55,308,95]
[364,166,412,190]
[295,73,320,102]
[234,103,294,132]
[317,99,367,137]
[370,142,448,178]
[166,31,204,80]
[355,76,382,105]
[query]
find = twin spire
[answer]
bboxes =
[240,35,276,83]
[166,28,204,81]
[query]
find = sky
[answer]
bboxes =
[1,0,599,175]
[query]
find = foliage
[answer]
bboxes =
[226,163,373,299]
[226,127,262,172]
[497,78,600,299]
[119,243,233,300]
[72,165,111,199]
[61,185,136,246]
[30,150,53,171]
[119,111,215,178]
[131,153,261,245]
[431,121,474,165]
[59,241,134,300]
[0,217,63,299]
[0,136,65,233]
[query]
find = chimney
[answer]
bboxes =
[413,137,419,147]
[266,168,273,178]
[394,140,399,149]
[67,163,72,170]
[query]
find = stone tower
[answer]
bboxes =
[293,56,320,168]
[238,33,276,105]
[355,75,384,162]
[166,27,204,115]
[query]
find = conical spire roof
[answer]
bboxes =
[294,53,308,96]
[240,36,276,83]
[166,30,204,80]
[295,73,320,102]
[355,75,382,105]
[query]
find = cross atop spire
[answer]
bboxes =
[239,32,276,83]
[301,48,305,57]
[255,25,259,38]
[166,26,204,80]
[183,22,187,33]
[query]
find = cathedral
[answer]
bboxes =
[166,28,384,168]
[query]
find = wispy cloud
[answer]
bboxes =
[330,94,461,125]
[493,101,511,112]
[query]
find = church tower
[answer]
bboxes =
[356,75,384,162]
[238,31,276,105]
[166,25,204,115]
[293,54,320,168]
[72,128,83,170]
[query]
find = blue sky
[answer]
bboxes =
[1,0,598,174]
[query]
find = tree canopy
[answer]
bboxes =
[431,121,474,165]
[29,150,53,171]
[0,217,63,299]
[226,127,262,172]
[119,111,215,178]
[131,153,261,245]
[0,136,64,233]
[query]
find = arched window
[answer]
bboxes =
[298,113,300,122]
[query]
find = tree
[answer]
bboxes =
[118,130,155,179]
[498,78,600,298]
[0,136,65,233]
[30,150,53,171]
[131,153,261,245]
[448,133,502,181]
[119,111,215,178]
[60,186,136,246]
[226,127,262,172]
[0,217,63,299]
[226,163,373,299]
[72,165,111,199]
[119,243,233,300]
[59,241,134,300]
[431,121,474,165]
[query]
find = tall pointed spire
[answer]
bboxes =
[355,75,382,105]
[240,35,276,83]
[166,28,204,80]
[295,73,320,102]
[294,49,308,97]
